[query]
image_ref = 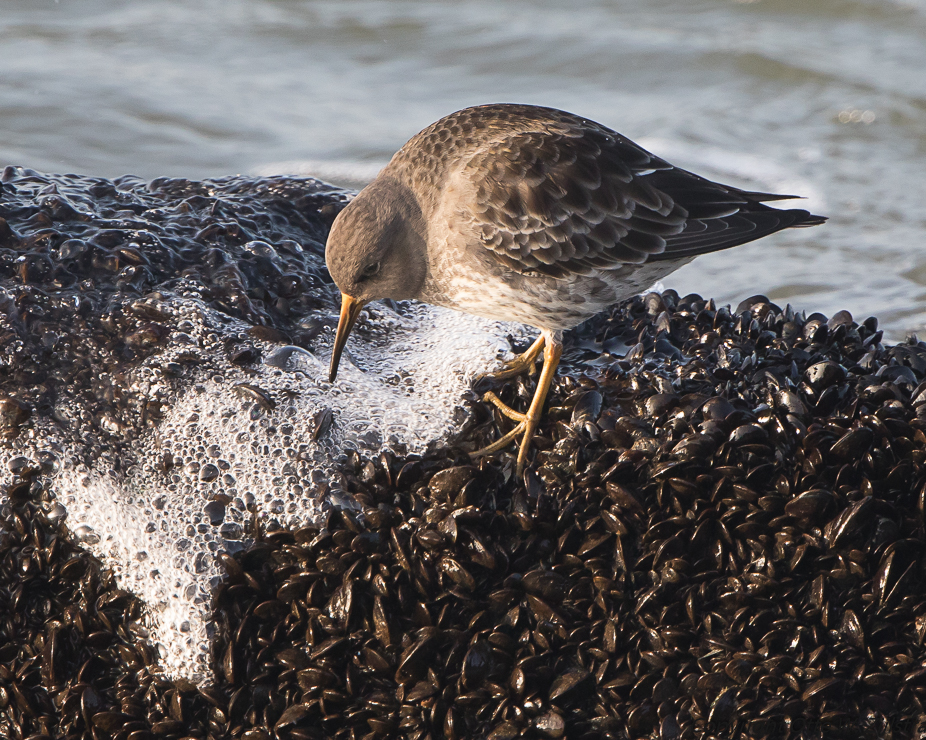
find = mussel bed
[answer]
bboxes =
[5,289,926,739]
[2,168,926,739]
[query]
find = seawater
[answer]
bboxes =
[2,0,926,337]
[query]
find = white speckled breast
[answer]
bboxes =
[418,216,693,330]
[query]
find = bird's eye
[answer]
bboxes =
[361,261,381,278]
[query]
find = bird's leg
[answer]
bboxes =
[481,392,528,423]
[473,334,545,422]
[471,329,563,476]
[515,332,562,475]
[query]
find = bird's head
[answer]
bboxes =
[325,176,427,381]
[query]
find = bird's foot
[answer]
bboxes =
[470,417,526,457]
[470,330,562,477]
[476,334,545,382]
[481,391,528,422]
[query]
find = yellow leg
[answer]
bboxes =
[515,333,562,476]
[482,392,528,422]
[471,329,563,476]
[469,422,525,456]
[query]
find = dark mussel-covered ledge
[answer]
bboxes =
[2,166,926,739]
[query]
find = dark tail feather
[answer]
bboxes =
[792,212,828,227]
[650,207,827,261]
[737,189,808,202]
[737,193,828,225]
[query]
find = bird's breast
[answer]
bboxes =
[419,239,693,330]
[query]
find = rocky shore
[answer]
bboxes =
[2,168,926,739]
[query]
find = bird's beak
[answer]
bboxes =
[329,293,367,382]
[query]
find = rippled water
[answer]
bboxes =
[2,0,926,336]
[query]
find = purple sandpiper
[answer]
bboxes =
[325,104,825,475]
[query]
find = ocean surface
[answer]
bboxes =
[2,0,925,339]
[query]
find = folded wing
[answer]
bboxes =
[455,109,825,279]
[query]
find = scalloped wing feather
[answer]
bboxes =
[425,105,825,279]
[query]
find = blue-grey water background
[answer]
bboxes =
[2,0,925,340]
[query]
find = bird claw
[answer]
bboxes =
[469,330,563,477]
[475,334,546,383]
[470,421,525,458]
[481,392,528,422]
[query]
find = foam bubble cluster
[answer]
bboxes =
[0,168,533,683]
[5,290,527,682]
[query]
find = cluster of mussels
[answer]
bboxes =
[0,166,346,455]
[5,280,926,739]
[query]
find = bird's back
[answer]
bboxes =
[385,104,825,285]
